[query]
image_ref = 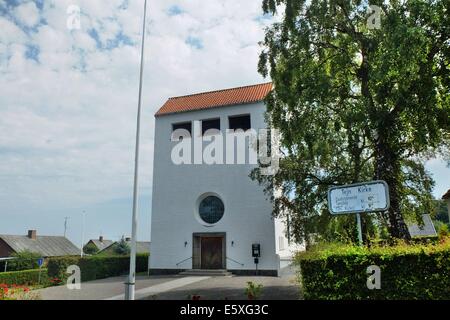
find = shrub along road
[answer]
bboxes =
[297,239,450,300]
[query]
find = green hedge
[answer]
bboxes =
[0,255,149,287]
[0,269,51,287]
[296,240,450,300]
[0,251,42,272]
[47,254,149,283]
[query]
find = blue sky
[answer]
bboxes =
[0,1,448,247]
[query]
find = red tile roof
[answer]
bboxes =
[155,82,272,116]
[443,189,450,200]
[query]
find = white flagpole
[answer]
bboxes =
[81,211,86,257]
[125,0,147,301]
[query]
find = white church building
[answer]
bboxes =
[149,83,299,276]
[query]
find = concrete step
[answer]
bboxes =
[179,269,232,276]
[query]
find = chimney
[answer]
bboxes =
[99,236,104,242]
[27,230,37,240]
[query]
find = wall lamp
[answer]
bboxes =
[184,241,188,247]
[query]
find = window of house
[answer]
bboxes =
[199,196,225,224]
[229,114,251,131]
[201,118,220,135]
[172,122,192,137]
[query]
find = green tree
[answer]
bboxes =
[255,0,449,242]
[434,199,449,225]
[114,239,130,255]
[7,250,41,271]
[83,243,99,255]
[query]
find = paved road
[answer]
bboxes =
[148,265,300,300]
[36,265,300,300]
[36,275,185,300]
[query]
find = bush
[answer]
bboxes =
[114,239,131,255]
[0,269,51,287]
[5,251,42,272]
[438,224,449,240]
[409,236,439,245]
[0,283,40,300]
[46,256,79,283]
[47,254,149,283]
[245,281,263,300]
[83,243,99,255]
[296,240,450,300]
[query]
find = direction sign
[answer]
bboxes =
[328,180,390,215]
[37,258,44,268]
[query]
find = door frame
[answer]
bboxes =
[192,232,226,270]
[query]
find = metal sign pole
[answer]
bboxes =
[38,265,42,285]
[37,258,44,285]
[327,180,391,247]
[356,213,363,246]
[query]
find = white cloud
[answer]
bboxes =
[0,17,27,44]
[13,1,40,27]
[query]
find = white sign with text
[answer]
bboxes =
[328,181,390,215]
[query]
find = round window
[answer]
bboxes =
[198,196,224,224]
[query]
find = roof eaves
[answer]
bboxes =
[166,82,272,100]
[154,100,266,118]
[443,189,450,200]
[98,242,115,252]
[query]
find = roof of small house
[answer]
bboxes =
[442,189,450,200]
[106,240,150,254]
[131,241,150,254]
[407,214,437,238]
[0,234,80,257]
[155,82,273,116]
[88,239,114,251]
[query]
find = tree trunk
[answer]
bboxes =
[374,135,411,241]
[384,173,411,240]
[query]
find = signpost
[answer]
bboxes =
[328,180,390,245]
[37,258,44,285]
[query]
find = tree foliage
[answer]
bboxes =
[434,199,449,224]
[254,0,450,243]
[7,250,41,271]
[114,239,130,255]
[83,243,99,255]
